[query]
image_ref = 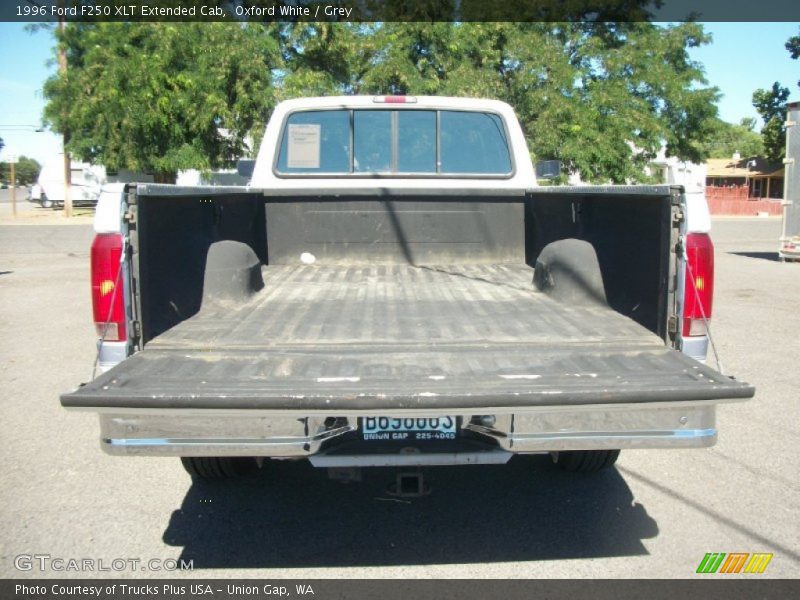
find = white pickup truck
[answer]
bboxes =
[62,96,753,484]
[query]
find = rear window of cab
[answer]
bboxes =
[275,109,513,176]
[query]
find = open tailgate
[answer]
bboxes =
[63,340,753,412]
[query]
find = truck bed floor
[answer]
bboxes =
[155,264,655,349]
[63,264,754,410]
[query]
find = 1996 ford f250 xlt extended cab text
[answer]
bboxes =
[62,96,754,484]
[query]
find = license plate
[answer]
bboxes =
[362,416,457,441]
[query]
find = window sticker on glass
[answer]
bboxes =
[286,123,321,169]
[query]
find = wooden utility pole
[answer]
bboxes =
[58,11,72,218]
[10,160,17,218]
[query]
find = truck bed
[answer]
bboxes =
[63,263,753,411]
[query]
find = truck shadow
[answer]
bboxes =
[162,455,658,569]
[728,251,780,262]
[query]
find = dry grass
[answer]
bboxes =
[0,205,95,225]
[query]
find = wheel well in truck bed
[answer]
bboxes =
[136,193,267,342]
[524,193,673,337]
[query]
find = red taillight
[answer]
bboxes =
[683,232,714,337]
[91,233,126,342]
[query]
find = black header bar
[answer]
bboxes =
[2,1,800,23]
[3,579,800,600]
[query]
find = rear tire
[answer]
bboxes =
[40,194,52,209]
[180,457,258,479]
[551,450,620,473]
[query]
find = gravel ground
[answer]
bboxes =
[0,215,796,579]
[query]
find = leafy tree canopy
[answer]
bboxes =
[44,19,719,184]
[697,118,764,159]
[752,82,790,164]
[0,156,41,186]
[356,22,719,183]
[751,27,799,163]
[787,27,800,87]
[44,22,280,182]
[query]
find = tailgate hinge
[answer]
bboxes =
[131,320,141,342]
[123,205,137,225]
[668,315,679,335]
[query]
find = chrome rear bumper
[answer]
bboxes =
[94,400,723,463]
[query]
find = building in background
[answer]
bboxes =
[705,157,784,200]
[701,156,784,216]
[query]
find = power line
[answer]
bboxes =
[0,125,45,131]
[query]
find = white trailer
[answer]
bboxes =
[33,155,153,209]
[780,101,800,261]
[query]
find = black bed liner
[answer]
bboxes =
[62,264,753,411]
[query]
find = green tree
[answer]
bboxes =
[277,23,378,98]
[15,157,41,186]
[752,82,790,163]
[751,28,799,163]
[43,22,280,182]
[354,22,719,183]
[0,157,40,186]
[697,118,764,159]
[787,27,800,87]
[43,18,721,184]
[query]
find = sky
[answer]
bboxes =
[0,21,798,165]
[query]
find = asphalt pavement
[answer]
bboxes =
[0,187,38,215]
[0,214,797,578]
[0,187,27,198]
